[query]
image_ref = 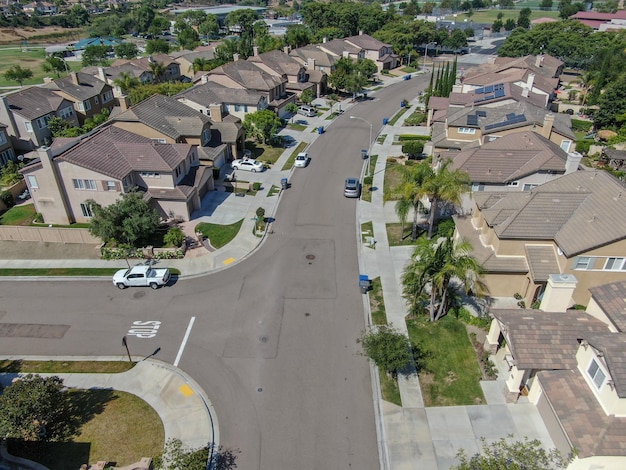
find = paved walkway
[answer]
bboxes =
[0,68,555,469]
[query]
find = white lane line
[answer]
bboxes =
[174,316,195,367]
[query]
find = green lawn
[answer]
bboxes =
[244,141,285,165]
[386,223,427,246]
[0,203,36,225]
[447,8,561,25]
[287,122,307,131]
[281,141,308,170]
[0,47,83,88]
[379,367,402,406]
[195,219,244,249]
[407,315,485,406]
[388,108,409,126]
[0,360,134,373]
[361,221,374,244]
[368,276,388,326]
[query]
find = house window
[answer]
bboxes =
[27,175,38,189]
[102,90,113,103]
[72,178,96,190]
[575,256,592,269]
[471,183,485,192]
[523,184,538,191]
[506,181,519,187]
[458,128,476,134]
[588,359,606,389]
[604,257,626,271]
[58,106,74,119]
[152,138,167,144]
[78,100,91,112]
[140,172,160,178]
[106,181,116,191]
[80,203,94,218]
[202,128,210,146]
[94,95,99,104]
[24,121,33,132]
[0,132,6,146]
[0,148,14,165]
[234,104,242,112]
[560,140,572,152]
[36,116,50,129]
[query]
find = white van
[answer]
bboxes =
[297,105,316,117]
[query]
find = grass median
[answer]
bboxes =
[0,267,182,277]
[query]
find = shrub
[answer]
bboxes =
[0,190,15,208]
[398,134,430,141]
[402,140,424,159]
[256,207,265,220]
[437,218,455,238]
[363,175,373,187]
[576,140,591,154]
[571,118,592,132]
[253,182,261,191]
[34,212,43,223]
[453,307,492,329]
[164,227,185,247]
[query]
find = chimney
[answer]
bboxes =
[209,103,222,122]
[539,274,577,312]
[43,77,53,84]
[118,95,131,111]
[359,30,364,35]
[565,151,583,174]
[307,57,316,70]
[526,72,535,91]
[201,74,209,84]
[521,87,529,97]
[97,66,106,83]
[541,113,554,138]
[323,37,327,43]
[70,72,79,85]
[283,46,290,55]
[253,46,259,56]
[233,53,239,61]
[535,54,544,67]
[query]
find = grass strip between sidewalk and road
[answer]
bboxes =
[281,141,308,170]
[0,360,135,373]
[0,267,182,277]
[407,315,485,406]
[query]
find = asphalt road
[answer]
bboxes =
[0,77,424,469]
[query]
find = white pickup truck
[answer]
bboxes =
[112,265,171,290]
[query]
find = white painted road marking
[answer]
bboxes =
[174,316,195,367]
[127,320,161,339]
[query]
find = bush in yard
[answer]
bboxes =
[0,190,15,208]
[576,140,591,154]
[256,207,265,221]
[0,160,24,186]
[437,218,455,238]
[358,325,415,378]
[164,227,185,247]
[402,140,424,159]
[253,182,261,191]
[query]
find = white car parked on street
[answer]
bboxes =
[294,152,309,168]
[231,159,264,172]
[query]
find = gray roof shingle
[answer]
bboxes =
[43,72,109,101]
[525,244,560,282]
[5,86,68,120]
[589,280,626,332]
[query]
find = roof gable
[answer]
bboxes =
[5,86,68,120]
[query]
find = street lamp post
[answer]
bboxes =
[349,115,373,177]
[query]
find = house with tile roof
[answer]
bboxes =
[0,86,79,152]
[344,31,398,72]
[482,279,626,469]
[317,37,364,63]
[199,56,295,118]
[248,47,319,98]
[0,123,17,168]
[42,72,115,126]
[171,49,216,79]
[453,170,626,307]
[570,10,626,30]
[20,126,213,224]
[289,44,337,76]
[446,131,582,194]
[109,94,231,169]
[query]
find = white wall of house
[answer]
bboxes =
[567,455,626,470]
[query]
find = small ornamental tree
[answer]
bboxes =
[164,227,185,247]
[285,102,299,123]
[358,325,414,378]
[300,89,314,106]
[4,65,33,86]
[402,140,424,159]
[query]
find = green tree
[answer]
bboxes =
[517,7,532,29]
[504,18,517,31]
[402,237,486,321]
[300,89,314,106]
[540,0,553,9]
[42,54,67,78]
[4,64,33,86]
[177,26,200,51]
[285,24,311,49]
[358,325,414,378]
[164,227,185,247]
[326,93,339,113]
[174,9,207,31]
[81,45,110,67]
[149,60,166,83]
[346,72,368,100]
[402,140,424,159]
[388,162,430,241]
[452,436,570,470]
[87,190,160,247]
[226,9,259,58]
[285,102,299,123]
[0,160,24,186]
[115,42,139,59]
[199,14,220,38]
[594,73,626,130]
[113,71,140,94]
[356,58,378,80]
[47,116,78,137]
[146,38,170,55]
[0,374,75,441]
[243,109,282,144]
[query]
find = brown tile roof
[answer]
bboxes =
[525,244,560,282]
[5,86,68,120]
[58,126,189,179]
[209,60,284,91]
[248,49,302,77]
[585,332,626,397]
[211,117,242,144]
[449,132,568,183]
[43,72,109,102]
[289,45,337,68]
[318,38,362,57]
[344,33,389,51]
[539,369,626,457]
[177,82,264,107]
[112,94,210,141]
[492,310,609,370]
[589,281,626,333]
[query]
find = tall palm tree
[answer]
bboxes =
[402,237,487,322]
[113,72,140,94]
[422,158,471,239]
[387,162,431,241]
[148,60,166,83]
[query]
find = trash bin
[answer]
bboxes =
[382,117,388,125]
[318,126,324,134]
[400,100,405,108]
[361,149,368,159]
[404,74,412,80]
[281,178,288,190]
[359,274,371,294]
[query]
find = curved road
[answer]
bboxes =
[0,77,422,469]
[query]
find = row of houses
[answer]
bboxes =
[420,47,626,468]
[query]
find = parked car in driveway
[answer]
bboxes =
[294,152,309,168]
[344,177,361,198]
[232,159,264,172]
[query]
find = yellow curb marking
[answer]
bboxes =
[223,257,236,265]
[179,384,194,397]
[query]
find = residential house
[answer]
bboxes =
[289,45,337,75]
[175,82,247,160]
[43,72,115,125]
[446,131,581,196]
[22,1,57,15]
[570,10,626,30]
[483,279,626,469]
[453,169,626,307]
[344,31,398,72]
[247,47,319,98]
[20,126,212,224]
[0,86,79,152]
[602,148,626,171]
[317,38,364,62]
[110,94,230,169]
[200,56,294,118]
[170,49,216,80]
[0,123,17,167]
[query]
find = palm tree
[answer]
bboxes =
[387,162,431,241]
[422,159,471,239]
[113,72,139,94]
[402,237,487,322]
[148,60,166,83]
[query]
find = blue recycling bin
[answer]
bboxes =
[359,274,371,294]
[318,126,324,134]
[404,74,412,80]
[382,117,388,125]
[400,101,405,108]
[361,149,368,159]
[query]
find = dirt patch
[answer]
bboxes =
[466,324,498,381]
[0,26,82,44]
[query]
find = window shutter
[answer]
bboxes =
[100,180,107,191]
[115,182,121,191]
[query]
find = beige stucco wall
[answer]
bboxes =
[585,297,619,332]
[111,122,175,143]
[576,344,626,416]
[446,126,482,143]
[483,272,528,297]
